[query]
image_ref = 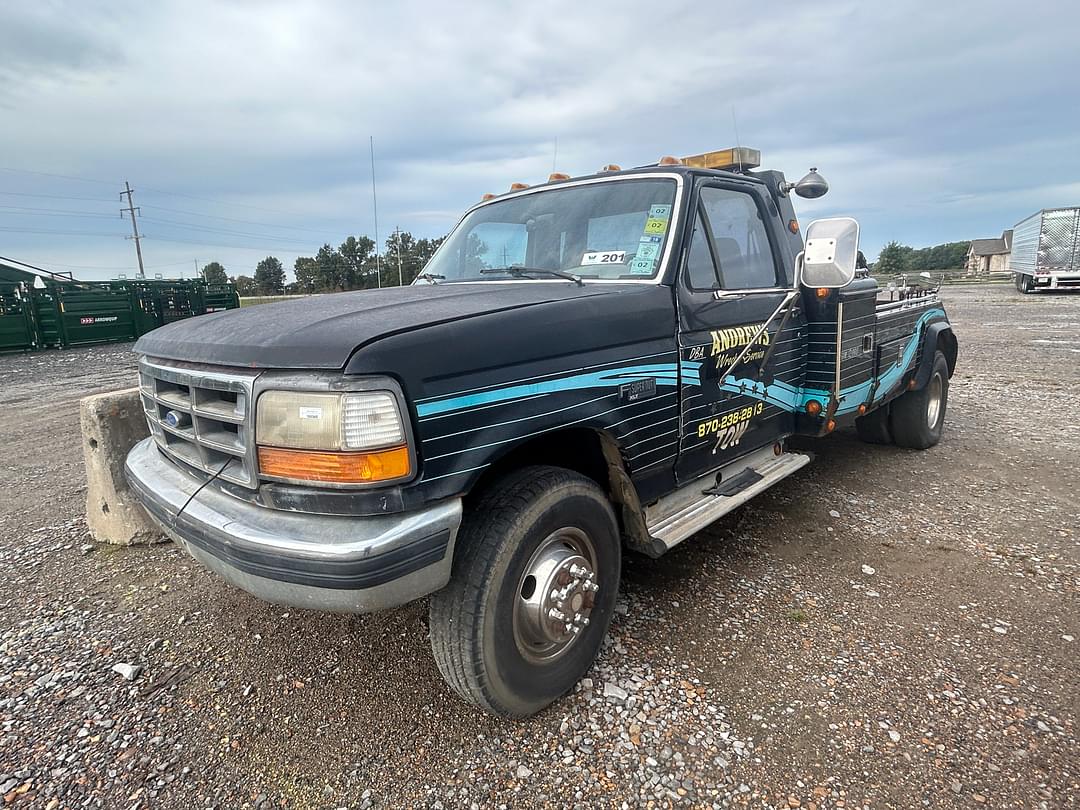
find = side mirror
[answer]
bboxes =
[801,217,860,288]
[793,168,829,199]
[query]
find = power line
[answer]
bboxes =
[138,202,346,235]
[138,216,318,246]
[0,204,117,218]
[0,190,116,202]
[0,166,116,186]
[141,235,313,251]
[0,226,125,237]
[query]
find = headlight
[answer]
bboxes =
[255,390,411,486]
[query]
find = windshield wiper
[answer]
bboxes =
[479,266,584,286]
[415,271,444,284]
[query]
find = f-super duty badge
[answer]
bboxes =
[619,378,657,404]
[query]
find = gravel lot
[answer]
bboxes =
[1,283,1077,809]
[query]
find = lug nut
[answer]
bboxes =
[548,608,565,621]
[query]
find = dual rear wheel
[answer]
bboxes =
[855,349,949,449]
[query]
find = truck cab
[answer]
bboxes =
[125,148,957,716]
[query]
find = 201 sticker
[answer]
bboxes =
[581,251,626,265]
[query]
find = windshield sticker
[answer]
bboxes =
[635,242,659,263]
[631,214,669,274]
[581,250,626,266]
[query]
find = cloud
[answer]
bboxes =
[0,0,1078,278]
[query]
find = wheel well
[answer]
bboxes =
[466,429,612,505]
[937,328,958,376]
[463,428,653,553]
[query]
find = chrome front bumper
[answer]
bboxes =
[124,438,462,613]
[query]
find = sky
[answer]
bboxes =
[1,0,1078,281]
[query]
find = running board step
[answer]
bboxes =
[645,450,812,555]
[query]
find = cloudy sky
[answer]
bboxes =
[1,0,1078,281]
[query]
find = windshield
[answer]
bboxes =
[420,177,678,282]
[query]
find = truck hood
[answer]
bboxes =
[134,283,624,369]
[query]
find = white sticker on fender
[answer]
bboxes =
[581,250,626,265]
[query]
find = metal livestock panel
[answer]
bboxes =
[0,283,36,352]
[203,284,240,312]
[54,284,138,346]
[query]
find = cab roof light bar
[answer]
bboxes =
[681,147,761,172]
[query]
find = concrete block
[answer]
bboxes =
[81,387,165,545]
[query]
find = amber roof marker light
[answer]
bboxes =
[509,182,530,191]
[548,172,571,182]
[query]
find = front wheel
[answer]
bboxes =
[890,350,949,449]
[429,466,620,717]
[1016,274,1033,293]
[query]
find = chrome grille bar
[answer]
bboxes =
[138,357,261,489]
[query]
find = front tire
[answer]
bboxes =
[890,350,949,449]
[429,466,621,717]
[1016,274,1033,293]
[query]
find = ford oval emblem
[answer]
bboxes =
[164,409,182,428]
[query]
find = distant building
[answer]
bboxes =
[965,229,1012,275]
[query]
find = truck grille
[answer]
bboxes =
[138,357,261,488]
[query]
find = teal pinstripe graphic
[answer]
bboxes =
[416,308,944,420]
[681,307,945,415]
[416,363,685,418]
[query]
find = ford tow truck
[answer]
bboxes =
[125,147,957,716]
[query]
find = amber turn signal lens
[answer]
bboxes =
[857,404,867,415]
[826,419,836,433]
[788,219,799,233]
[258,445,411,485]
[806,400,822,415]
[816,287,830,299]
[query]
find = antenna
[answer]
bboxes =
[552,136,558,173]
[731,107,743,173]
[370,135,381,289]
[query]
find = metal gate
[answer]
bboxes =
[0,283,36,352]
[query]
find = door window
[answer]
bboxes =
[685,212,720,290]
[699,188,778,289]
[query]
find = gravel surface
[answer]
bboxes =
[1,284,1078,808]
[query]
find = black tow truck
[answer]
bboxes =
[125,147,957,716]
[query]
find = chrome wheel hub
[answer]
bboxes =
[926,372,943,428]
[514,528,599,663]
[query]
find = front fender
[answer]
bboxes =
[912,321,957,389]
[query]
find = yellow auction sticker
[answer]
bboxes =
[643,218,668,234]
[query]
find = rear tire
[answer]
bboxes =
[1016,274,1033,294]
[429,465,620,717]
[855,404,892,444]
[890,350,949,449]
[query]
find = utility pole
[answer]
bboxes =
[394,225,403,286]
[370,136,381,289]
[121,181,146,279]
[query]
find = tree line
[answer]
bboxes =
[872,240,970,276]
[198,231,445,296]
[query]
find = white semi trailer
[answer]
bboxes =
[1010,207,1080,292]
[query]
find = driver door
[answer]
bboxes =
[675,180,805,484]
